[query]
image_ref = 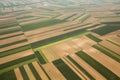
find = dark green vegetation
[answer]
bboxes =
[86,34,102,42]
[35,51,47,64]
[1,39,27,48]
[76,51,120,80]
[19,66,29,80]
[53,59,81,80]
[28,63,42,80]
[93,44,120,62]
[17,15,34,19]
[0,54,35,70]
[0,27,21,35]
[64,13,77,20]
[0,45,31,58]
[92,24,120,35]
[0,23,18,29]
[67,56,95,80]
[21,19,66,31]
[0,70,17,80]
[31,28,87,48]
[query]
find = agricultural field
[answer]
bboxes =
[0,0,120,80]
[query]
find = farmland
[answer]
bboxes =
[0,0,120,80]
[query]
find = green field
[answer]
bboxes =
[21,19,66,31]
[53,59,81,80]
[86,34,102,42]
[76,51,120,80]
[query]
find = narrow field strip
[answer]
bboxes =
[93,44,120,62]
[0,49,34,64]
[35,51,48,64]
[19,66,29,80]
[67,56,95,80]
[0,54,36,72]
[86,34,102,42]
[28,63,42,80]
[107,39,120,47]
[53,59,81,80]
[14,68,23,80]
[23,64,36,80]
[76,51,120,80]
[32,61,49,80]
[42,63,66,80]
[1,39,27,48]
[0,45,31,58]
[0,23,18,29]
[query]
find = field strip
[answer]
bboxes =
[42,63,66,80]
[34,32,91,51]
[23,64,36,80]
[83,47,120,77]
[1,35,26,45]
[0,49,34,64]
[32,61,49,80]
[0,41,28,52]
[0,26,19,32]
[0,31,23,39]
[14,68,23,80]
[107,39,120,47]
[70,54,106,80]
[99,40,120,55]
[62,57,90,80]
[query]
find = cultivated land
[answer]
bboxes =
[0,0,120,80]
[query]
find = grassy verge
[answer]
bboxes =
[93,44,120,62]
[28,63,42,80]
[0,45,31,58]
[0,23,18,29]
[67,56,95,80]
[53,59,81,80]
[21,19,66,31]
[19,66,29,80]
[86,34,102,42]
[0,70,17,80]
[76,51,120,80]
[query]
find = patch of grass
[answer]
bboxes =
[76,51,120,80]
[93,44,120,62]
[35,51,47,64]
[19,66,29,80]
[21,19,66,31]
[92,26,120,35]
[67,56,95,80]
[53,59,81,80]
[0,54,36,70]
[17,15,34,20]
[28,63,42,80]
[1,39,27,48]
[0,45,31,58]
[86,34,102,42]
[31,28,86,48]
[64,13,77,20]
[0,70,17,80]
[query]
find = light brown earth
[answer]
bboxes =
[42,63,66,80]
[32,61,49,80]
[14,68,23,80]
